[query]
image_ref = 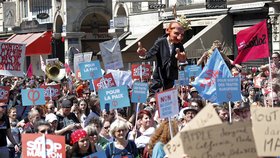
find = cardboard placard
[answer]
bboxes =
[251,107,280,156]
[164,105,222,158]
[22,133,66,158]
[180,121,257,158]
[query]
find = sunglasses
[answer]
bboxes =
[104,126,110,129]
[150,101,156,104]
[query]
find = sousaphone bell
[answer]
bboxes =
[45,61,65,82]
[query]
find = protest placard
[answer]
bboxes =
[98,85,130,110]
[93,73,116,91]
[131,64,151,80]
[22,133,66,158]
[40,84,60,100]
[107,69,132,88]
[251,107,280,156]
[79,60,102,80]
[216,77,241,103]
[74,52,93,78]
[82,151,106,158]
[156,88,179,118]
[0,42,25,76]
[131,81,148,103]
[100,38,123,70]
[185,65,202,77]
[177,70,189,86]
[21,88,45,106]
[164,104,222,158]
[0,86,10,103]
[180,121,257,158]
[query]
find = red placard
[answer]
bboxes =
[131,64,151,80]
[40,84,60,100]
[0,86,10,103]
[22,133,66,158]
[93,73,116,91]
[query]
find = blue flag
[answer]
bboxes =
[192,49,232,102]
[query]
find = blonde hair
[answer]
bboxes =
[109,119,129,137]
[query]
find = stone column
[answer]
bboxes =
[269,5,280,53]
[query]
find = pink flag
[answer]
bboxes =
[234,20,270,64]
[26,64,33,78]
[64,63,72,74]
[40,55,46,72]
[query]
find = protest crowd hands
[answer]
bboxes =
[175,48,187,62]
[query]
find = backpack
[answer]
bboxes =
[108,140,139,158]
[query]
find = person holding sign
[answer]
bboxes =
[137,21,187,95]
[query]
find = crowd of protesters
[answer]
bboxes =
[0,21,279,158]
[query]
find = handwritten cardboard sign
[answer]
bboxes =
[40,84,60,100]
[82,151,106,158]
[185,65,202,77]
[156,88,179,118]
[180,121,257,158]
[0,42,25,76]
[251,107,280,156]
[216,77,241,103]
[22,133,66,158]
[21,88,46,106]
[93,73,116,91]
[79,60,102,80]
[164,105,222,158]
[131,64,151,80]
[131,81,148,103]
[98,85,130,110]
[0,86,10,103]
[99,38,123,70]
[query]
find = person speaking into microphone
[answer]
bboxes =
[137,21,187,96]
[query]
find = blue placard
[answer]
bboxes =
[79,60,103,80]
[82,151,106,158]
[21,88,46,106]
[131,81,148,103]
[178,70,189,85]
[216,77,242,103]
[98,85,130,110]
[185,65,202,77]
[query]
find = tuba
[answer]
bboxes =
[45,60,65,82]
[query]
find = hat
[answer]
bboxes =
[182,106,199,115]
[71,129,87,145]
[45,113,58,123]
[190,87,198,93]
[61,99,72,108]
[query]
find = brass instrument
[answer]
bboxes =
[45,60,65,82]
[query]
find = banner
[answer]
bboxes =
[22,133,66,158]
[99,38,123,70]
[216,77,241,103]
[79,60,102,80]
[156,88,179,118]
[0,86,10,103]
[234,20,269,64]
[251,107,280,156]
[83,151,106,158]
[131,81,149,103]
[93,73,116,91]
[0,42,25,76]
[98,85,130,110]
[40,84,61,100]
[21,88,46,106]
[131,64,151,80]
[192,49,232,102]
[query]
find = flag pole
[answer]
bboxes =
[168,117,174,138]
[268,57,274,107]
[228,101,232,123]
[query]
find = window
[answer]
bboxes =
[132,2,141,13]
[30,0,52,23]
[21,0,28,18]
